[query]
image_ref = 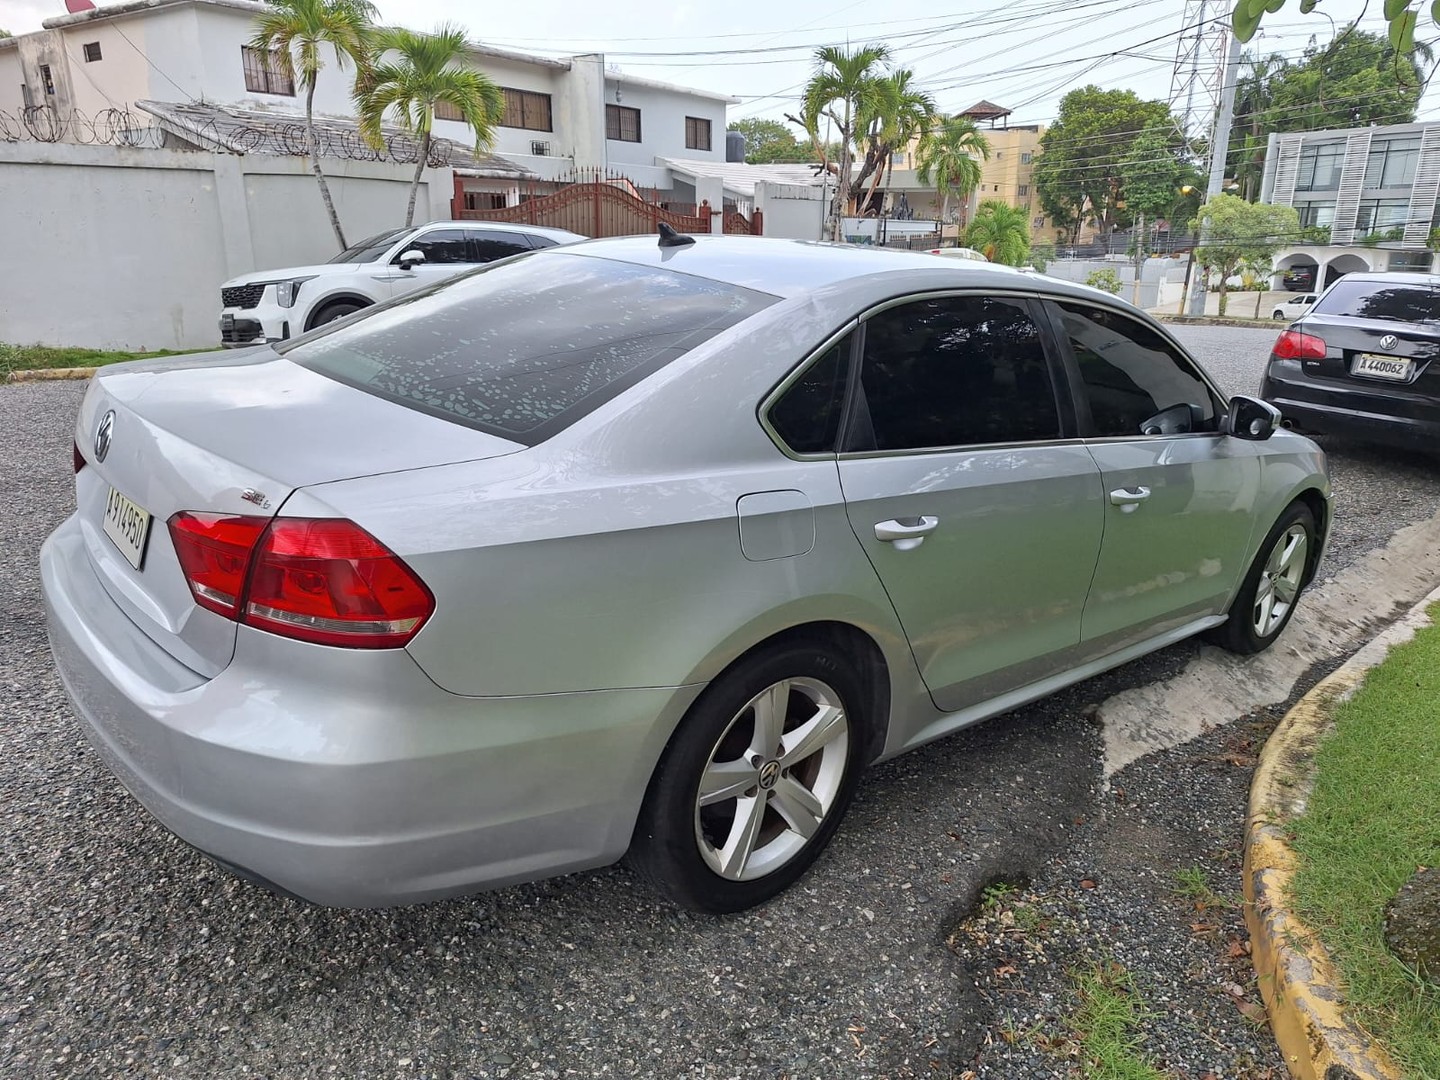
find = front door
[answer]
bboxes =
[1044,300,1263,653]
[380,228,477,298]
[836,294,1106,714]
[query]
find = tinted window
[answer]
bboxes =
[851,297,1059,451]
[768,335,851,454]
[406,229,472,265]
[330,228,410,264]
[1311,279,1440,323]
[285,254,776,444]
[471,233,533,262]
[1057,303,1218,437]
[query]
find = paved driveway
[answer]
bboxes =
[3,326,1438,1078]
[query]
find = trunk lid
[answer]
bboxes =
[1294,313,1440,397]
[74,349,521,676]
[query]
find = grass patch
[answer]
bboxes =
[1066,960,1166,1080]
[1290,602,1440,1077]
[0,343,184,378]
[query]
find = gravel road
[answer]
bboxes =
[3,327,1438,1079]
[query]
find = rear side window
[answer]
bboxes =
[285,254,776,444]
[849,296,1060,451]
[767,334,852,454]
[1311,279,1440,322]
[470,232,533,262]
[1056,302,1218,437]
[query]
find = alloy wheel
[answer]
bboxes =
[1252,523,1308,638]
[693,677,850,882]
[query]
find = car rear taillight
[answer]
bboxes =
[1273,330,1327,360]
[243,519,434,648]
[167,513,434,648]
[73,441,85,474]
[169,513,269,618]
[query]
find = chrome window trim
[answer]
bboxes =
[835,437,1091,461]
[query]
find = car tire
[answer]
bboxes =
[1272,311,1286,319]
[1208,502,1316,655]
[309,300,367,329]
[629,643,867,913]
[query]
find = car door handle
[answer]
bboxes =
[1109,486,1151,513]
[874,516,939,550]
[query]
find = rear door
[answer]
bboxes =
[835,293,1106,713]
[1043,300,1262,653]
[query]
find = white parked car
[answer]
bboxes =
[218,221,585,347]
[1272,293,1318,321]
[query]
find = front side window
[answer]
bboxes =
[1056,302,1218,437]
[849,296,1060,452]
[404,229,471,264]
[606,104,641,142]
[329,228,412,264]
[241,46,294,96]
[285,255,776,444]
[767,335,852,454]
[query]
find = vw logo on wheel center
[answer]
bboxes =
[94,410,115,463]
[1380,334,1399,351]
[757,760,780,790]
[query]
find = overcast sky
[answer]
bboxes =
[6,0,1430,129]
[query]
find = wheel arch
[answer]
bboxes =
[303,292,375,331]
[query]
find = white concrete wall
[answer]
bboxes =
[0,141,454,351]
[0,45,25,113]
[755,182,824,241]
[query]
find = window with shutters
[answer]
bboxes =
[685,116,711,151]
[434,99,464,122]
[501,88,553,132]
[83,42,103,63]
[606,104,641,142]
[241,46,294,96]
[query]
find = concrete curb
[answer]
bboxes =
[1244,584,1440,1080]
[1153,315,1283,329]
[3,367,99,383]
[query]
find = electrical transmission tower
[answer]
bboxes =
[1170,1,1232,148]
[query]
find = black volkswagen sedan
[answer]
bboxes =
[1261,272,1440,450]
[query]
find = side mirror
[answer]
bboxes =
[398,249,426,270]
[1225,395,1282,441]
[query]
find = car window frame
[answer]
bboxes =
[757,319,861,460]
[839,290,1080,457]
[1037,297,1229,443]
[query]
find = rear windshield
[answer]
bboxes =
[283,253,777,444]
[1311,279,1440,323]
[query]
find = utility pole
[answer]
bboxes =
[1186,23,1242,316]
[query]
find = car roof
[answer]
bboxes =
[554,234,1069,299]
[419,221,583,241]
[1326,272,1440,286]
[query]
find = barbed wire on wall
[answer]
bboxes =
[0,105,456,167]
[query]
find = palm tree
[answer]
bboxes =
[796,44,891,241]
[965,199,1030,266]
[251,0,378,250]
[915,115,991,230]
[357,24,504,228]
[854,70,936,216]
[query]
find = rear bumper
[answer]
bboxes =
[1261,359,1440,450]
[41,514,700,907]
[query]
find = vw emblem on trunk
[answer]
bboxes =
[94,410,115,463]
[1380,334,1399,351]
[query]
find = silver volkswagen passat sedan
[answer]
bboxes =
[43,235,1331,914]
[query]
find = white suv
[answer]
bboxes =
[218,221,585,347]
[1271,293,1318,321]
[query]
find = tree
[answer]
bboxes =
[357,24,504,229]
[915,115,990,227]
[251,0,378,250]
[727,118,814,164]
[1192,194,1299,316]
[794,44,891,241]
[1033,86,1173,244]
[1085,268,1123,295]
[851,69,936,215]
[966,200,1030,266]
[1120,121,1185,256]
[1234,0,1431,54]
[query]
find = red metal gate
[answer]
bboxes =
[455,169,712,238]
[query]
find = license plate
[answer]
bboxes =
[1354,354,1413,381]
[102,486,153,570]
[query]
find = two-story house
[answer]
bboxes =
[0,0,732,208]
